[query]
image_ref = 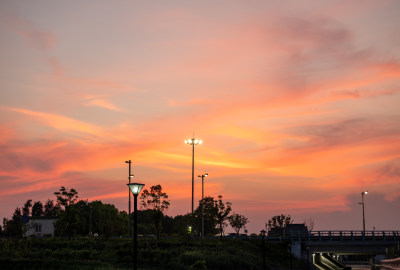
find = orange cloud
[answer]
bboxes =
[3,106,103,136]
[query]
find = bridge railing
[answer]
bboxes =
[289,230,400,242]
[380,257,400,270]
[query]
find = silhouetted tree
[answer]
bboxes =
[140,184,170,239]
[4,189,129,238]
[228,213,248,234]
[194,197,218,236]
[136,209,155,234]
[3,208,23,237]
[54,187,80,237]
[71,200,128,237]
[303,217,314,231]
[22,199,33,216]
[171,213,193,236]
[44,199,60,216]
[266,214,293,235]
[215,195,232,239]
[32,201,44,216]
[2,218,7,236]
[54,186,79,208]
[161,214,175,235]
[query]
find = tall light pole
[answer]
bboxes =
[198,173,208,238]
[125,160,133,237]
[127,182,145,270]
[359,191,368,234]
[185,137,202,215]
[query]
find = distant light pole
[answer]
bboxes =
[198,173,208,238]
[127,182,145,270]
[359,191,368,234]
[261,229,266,270]
[125,160,134,237]
[185,137,202,215]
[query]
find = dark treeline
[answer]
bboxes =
[1,186,249,238]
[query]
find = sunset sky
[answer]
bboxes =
[1,0,399,233]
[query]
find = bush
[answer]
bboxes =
[0,237,302,269]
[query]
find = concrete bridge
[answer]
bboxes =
[286,231,400,269]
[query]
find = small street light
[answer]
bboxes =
[127,182,145,270]
[185,137,202,215]
[359,191,368,234]
[198,173,208,239]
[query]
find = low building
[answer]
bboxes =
[24,216,58,237]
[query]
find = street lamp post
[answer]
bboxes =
[125,160,133,237]
[127,182,145,270]
[359,191,368,234]
[185,138,202,215]
[198,173,208,239]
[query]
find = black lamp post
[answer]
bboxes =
[127,182,144,270]
[261,229,266,270]
[198,173,208,239]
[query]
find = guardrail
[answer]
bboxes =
[381,257,400,270]
[288,231,400,242]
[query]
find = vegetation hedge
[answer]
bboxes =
[0,237,302,269]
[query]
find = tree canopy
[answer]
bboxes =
[266,214,293,233]
[54,186,79,208]
[228,213,249,235]
[2,185,252,239]
[140,184,170,239]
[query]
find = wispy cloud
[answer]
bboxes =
[3,107,103,136]
[0,11,57,51]
[83,98,122,112]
